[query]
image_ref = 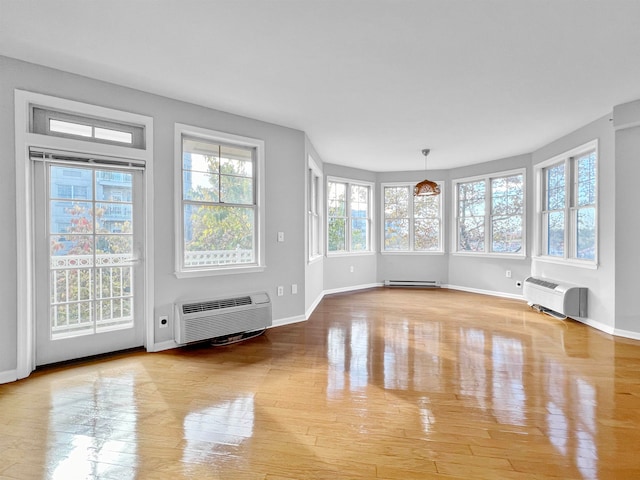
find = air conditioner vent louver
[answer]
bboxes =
[182,296,252,315]
[525,277,559,290]
[175,292,272,345]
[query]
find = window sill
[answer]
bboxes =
[174,265,266,278]
[381,251,445,256]
[452,252,527,260]
[308,255,323,265]
[327,251,375,258]
[532,256,598,270]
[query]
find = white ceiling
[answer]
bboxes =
[2,1,640,171]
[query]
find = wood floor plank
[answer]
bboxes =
[1,288,640,479]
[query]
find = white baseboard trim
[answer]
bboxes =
[152,340,179,352]
[306,292,325,319]
[444,284,524,301]
[0,369,18,384]
[613,326,640,340]
[271,315,306,328]
[576,318,615,336]
[323,282,382,296]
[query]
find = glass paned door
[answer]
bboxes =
[35,162,144,365]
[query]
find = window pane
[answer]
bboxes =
[414,194,439,218]
[384,186,409,218]
[183,170,219,202]
[350,185,369,217]
[351,218,368,251]
[94,127,133,144]
[328,218,346,252]
[492,175,523,215]
[491,216,523,253]
[458,181,485,217]
[50,202,93,234]
[221,175,253,204]
[547,211,565,256]
[576,207,596,260]
[577,152,596,207]
[328,182,346,217]
[384,219,409,250]
[96,235,133,256]
[414,194,440,251]
[459,217,485,252]
[183,204,255,266]
[415,218,440,251]
[546,164,565,210]
[184,152,219,173]
[458,181,485,252]
[49,119,92,137]
[220,157,253,175]
[96,202,132,234]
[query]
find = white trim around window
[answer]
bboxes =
[14,90,154,380]
[533,140,598,268]
[174,124,266,277]
[308,155,324,263]
[381,182,444,254]
[453,168,526,257]
[326,176,375,256]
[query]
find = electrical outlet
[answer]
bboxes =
[506,270,512,278]
[291,284,298,294]
[277,286,284,296]
[350,266,354,273]
[277,231,285,242]
[159,315,169,329]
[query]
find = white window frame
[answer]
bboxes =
[453,168,526,257]
[174,123,266,277]
[380,182,444,254]
[308,155,323,263]
[326,176,375,256]
[534,140,598,268]
[14,90,154,381]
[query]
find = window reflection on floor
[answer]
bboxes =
[47,372,137,480]
[182,395,254,464]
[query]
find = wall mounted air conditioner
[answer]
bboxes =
[175,292,272,345]
[523,277,587,318]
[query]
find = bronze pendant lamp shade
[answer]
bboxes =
[414,148,440,196]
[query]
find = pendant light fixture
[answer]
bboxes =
[414,148,440,196]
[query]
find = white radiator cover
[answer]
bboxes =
[523,277,587,317]
[384,280,440,288]
[175,292,272,344]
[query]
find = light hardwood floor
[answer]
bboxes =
[2,288,640,479]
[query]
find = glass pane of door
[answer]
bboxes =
[36,162,144,365]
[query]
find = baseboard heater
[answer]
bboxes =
[175,292,272,345]
[384,280,440,288]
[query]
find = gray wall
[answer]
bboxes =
[304,135,324,313]
[2,54,639,380]
[1,56,307,375]
[531,114,615,331]
[323,163,378,291]
[447,154,532,296]
[376,169,450,285]
[613,100,640,334]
